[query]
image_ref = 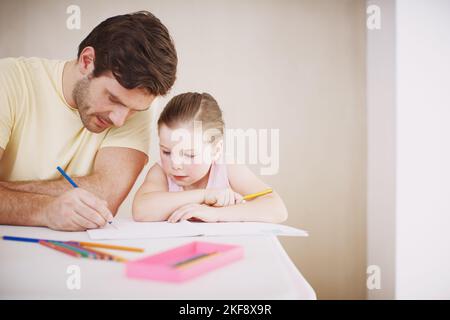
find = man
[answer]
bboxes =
[0,11,177,231]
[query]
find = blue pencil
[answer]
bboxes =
[56,166,79,188]
[56,166,113,225]
[2,235,41,243]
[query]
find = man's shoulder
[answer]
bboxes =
[0,56,65,76]
[0,57,21,77]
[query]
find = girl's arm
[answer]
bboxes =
[132,163,206,221]
[215,164,288,223]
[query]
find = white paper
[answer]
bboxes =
[87,217,308,240]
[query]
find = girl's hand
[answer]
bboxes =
[168,203,220,223]
[204,188,244,207]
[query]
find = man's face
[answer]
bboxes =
[72,72,155,133]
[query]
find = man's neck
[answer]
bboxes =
[62,59,78,108]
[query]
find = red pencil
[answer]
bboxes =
[39,240,82,258]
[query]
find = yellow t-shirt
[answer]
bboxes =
[0,57,151,181]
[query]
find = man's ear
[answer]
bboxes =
[77,46,96,76]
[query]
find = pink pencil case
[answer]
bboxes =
[125,241,244,282]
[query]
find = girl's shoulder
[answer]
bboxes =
[145,162,168,185]
[136,162,169,193]
[225,163,270,196]
[224,163,250,186]
[225,163,249,177]
[148,161,164,173]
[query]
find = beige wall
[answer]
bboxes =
[0,0,367,299]
[367,0,450,299]
[366,0,396,299]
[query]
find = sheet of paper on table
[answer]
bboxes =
[87,217,308,240]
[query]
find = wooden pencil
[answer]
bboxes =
[74,241,144,253]
[243,188,273,201]
[2,235,143,254]
[78,245,129,263]
[39,240,82,258]
[50,241,96,259]
[173,252,218,269]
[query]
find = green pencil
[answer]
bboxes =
[49,241,96,259]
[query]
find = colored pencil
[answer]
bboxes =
[243,188,273,201]
[39,240,82,258]
[2,235,41,243]
[73,241,144,253]
[172,253,210,266]
[64,242,111,260]
[56,166,79,188]
[2,235,143,253]
[49,241,96,259]
[173,252,218,269]
[72,245,128,263]
[56,166,114,226]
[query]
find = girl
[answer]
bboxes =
[132,92,288,223]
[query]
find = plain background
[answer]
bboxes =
[367,0,450,299]
[0,0,367,299]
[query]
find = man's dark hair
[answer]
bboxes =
[77,11,177,96]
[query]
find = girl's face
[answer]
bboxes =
[159,122,222,188]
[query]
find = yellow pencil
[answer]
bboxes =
[71,241,144,253]
[174,252,218,269]
[243,188,273,201]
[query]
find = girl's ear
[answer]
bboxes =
[212,139,224,162]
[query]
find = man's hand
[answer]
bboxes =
[1,146,147,230]
[41,188,114,231]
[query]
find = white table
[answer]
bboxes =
[0,224,316,299]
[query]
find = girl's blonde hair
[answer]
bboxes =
[157,92,225,144]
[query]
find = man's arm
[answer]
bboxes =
[0,147,51,227]
[89,146,148,214]
[0,146,148,214]
[0,147,146,230]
